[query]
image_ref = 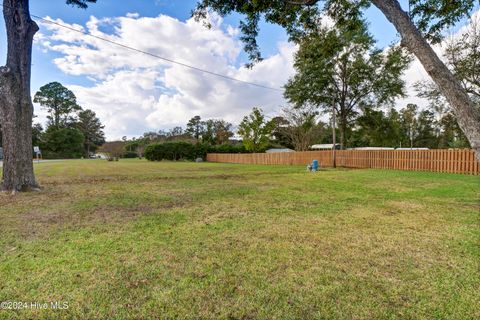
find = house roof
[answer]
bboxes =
[352,147,395,150]
[310,144,339,149]
[265,148,294,153]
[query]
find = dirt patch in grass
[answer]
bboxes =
[150,173,248,181]
[1,190,190,242]
[461,203,480,211]
[14,207,146,239]
[39,173,255,187]
[385,200,426,214]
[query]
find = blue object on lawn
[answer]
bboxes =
[312,159,318,171]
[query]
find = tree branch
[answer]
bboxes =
[284,0,319,5]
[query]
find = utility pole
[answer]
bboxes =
[332,99,337,168]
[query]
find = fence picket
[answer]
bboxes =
[206,149,480,175]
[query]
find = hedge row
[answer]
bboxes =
[208,144,247,154]
[122,151,139,158]
[145,142,248,161]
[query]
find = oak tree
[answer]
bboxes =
[0,0,96,192]
[194,0,480,159]
[285,21,410,148]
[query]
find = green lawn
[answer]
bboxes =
[0,159,479,319]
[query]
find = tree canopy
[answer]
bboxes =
[66,0,97,9]
[194,0,480,160]
[77,109,105,157]
[40,126,85,159]
[194,0,478,62]
[416,16,480,107]
[186,116,203,140]
[238,107,274,152]
[285,21,410,148]
[278,105,321,151]
[33,82,81,128]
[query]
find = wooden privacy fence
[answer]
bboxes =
[207,149,480,175]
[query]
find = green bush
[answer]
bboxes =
[122,151,138,158]
[145,142,250,162]
[145,142,207,161]
[208,144,248,153]
[40,127,85,159]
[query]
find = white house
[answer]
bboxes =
[265,148,294,153]
[310,144,340,150]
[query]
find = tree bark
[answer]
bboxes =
[0,0,39,192]
[337,109,346,150]
[371,0,480,160]
[332,99,336,168]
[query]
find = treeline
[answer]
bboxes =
[144,142,247,162]
[104,116,246,161]
[119,99,469,163]
[136,11,476,161]
[19,14,477,161]
[280,14,475,151]
[0,82,106,159]
[236,103,469,153]
[33,82,106,158]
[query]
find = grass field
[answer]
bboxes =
[0,159,479,319]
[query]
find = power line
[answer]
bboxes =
[4,4,283,93]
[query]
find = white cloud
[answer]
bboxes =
[126,13,140,19]
[35,14,294,140]
[35,10,478,140]
[394,52,430,109]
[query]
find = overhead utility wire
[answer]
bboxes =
[25,12,284,92]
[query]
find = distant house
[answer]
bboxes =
[396,148,430,150]
[228,135,242,143]
[351,147,395,150]
[95,153,108,160]
[310,144,340,150]
[265,148,294,153]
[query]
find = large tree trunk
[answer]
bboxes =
[371,0,480,160]
[0,0,39,192]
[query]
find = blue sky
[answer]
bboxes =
[0,0,399,90]
[0,0,455,139]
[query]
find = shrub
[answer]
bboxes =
[145,142,251,161]
[145,142,207,161]
[208,144,248,153]
[145,144,164,161]
[98,141,125,161]
[40,127,85,159]
[122,151,138,158]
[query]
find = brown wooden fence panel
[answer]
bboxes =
[206,149,480,175]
